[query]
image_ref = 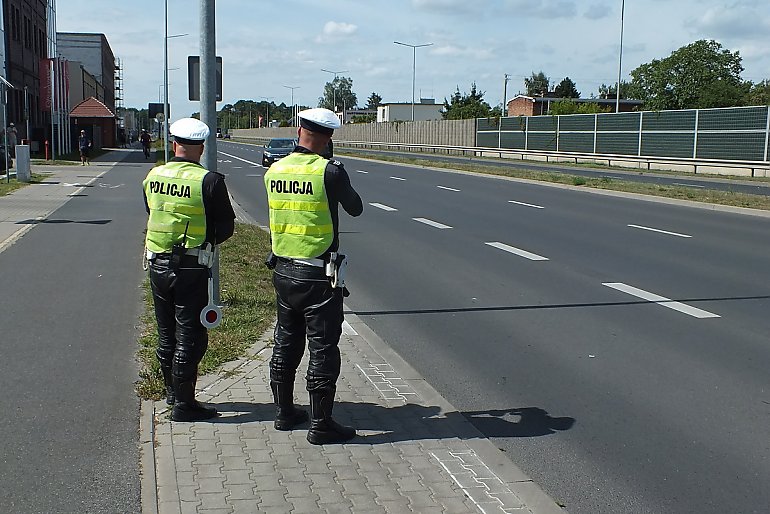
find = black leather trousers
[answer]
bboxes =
[269,260,344,392]
[149,255,209,381]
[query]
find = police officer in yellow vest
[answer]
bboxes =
[264,108,363,444]
[143,117,235,422]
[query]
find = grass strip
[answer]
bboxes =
[136,222,275,400]
[335,150,770,211]
[0,173,50,196]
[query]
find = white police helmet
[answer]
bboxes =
[170,118,210,144]
[297,108,341,134]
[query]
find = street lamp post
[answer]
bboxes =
[260,96,273,128]
[394,41,432,122]
[163,0,189,162]
[616,0,625,113]
[283,85,299,126]
[321,68,348,114]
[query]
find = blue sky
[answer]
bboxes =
[57,0,770,118]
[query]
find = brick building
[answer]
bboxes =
[507,94,643,117]
[3,0,48,142]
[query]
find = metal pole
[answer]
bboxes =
[394,42,432,122]
[502,73,510,115]
[50,59,56,161]
[764,106,769,162]
[3,85,8,182]
[616,0,625,113]
[24,86,29,145]
[200,0,218,302]
[163,0,169,163]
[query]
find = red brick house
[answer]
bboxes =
[69,96,116,148]
[507,94,643,116]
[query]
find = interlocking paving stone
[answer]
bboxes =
[148,327,551,514]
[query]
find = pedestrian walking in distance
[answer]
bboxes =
[78,130,92,165]
[264,107,363,444]
[143,117,235,422]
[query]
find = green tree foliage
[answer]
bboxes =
[554,77,580,98]
[442,83,494,120]
[525,71,550,96]
[628,39,747,110]
[550,99,611,115]
[746,80,770,105]
[597,82,632,100]
[366,92,383,110]
[318,76,357,111]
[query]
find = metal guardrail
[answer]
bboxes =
[232,137,770,178]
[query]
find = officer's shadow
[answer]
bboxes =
[206,401,574,443]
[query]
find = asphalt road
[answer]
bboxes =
[0,151,147,513]
[218,140,770,514]
[338,146,770,196]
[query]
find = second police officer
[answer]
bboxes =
[143,117,236,422]
[264,108,363,444]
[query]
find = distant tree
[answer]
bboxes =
[442,83,493,120]
[554,77,580,98]
[351,113,376,123]
[366,92,383,110]
[746,80,770,105]
[550,99,611,115]
[597,82,632,100]
[628,39,748,110]
[318,76,357,111]
[525,71,550,96]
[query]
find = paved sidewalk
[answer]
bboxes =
[143,312,565,514]
[0,155,129,253]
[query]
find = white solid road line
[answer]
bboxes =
[628,224,692,238]
[390,176,406,181]
[508,200,545,209]
[673,182,705,188]
[356,170,369,174]
[413,217,452,229]
[602,282,720,319]
[370,202,398,211]
[219,151,261,167]
[485,242,549,261]
[437,185,460,192]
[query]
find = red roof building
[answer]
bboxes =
[70,97,116,148]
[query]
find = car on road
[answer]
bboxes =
[262,138,296,167]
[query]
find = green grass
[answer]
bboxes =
[136,223,276,400]
[336,150,770,211]
[0,173,50,196]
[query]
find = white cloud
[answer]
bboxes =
[584,3,610,20]
[412,0,473,14]
[430,44,494,60]
[322,21,358,36]
[505,0,577,18]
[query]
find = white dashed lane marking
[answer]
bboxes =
[602,282,720,319]
[356,170,369,174]
[673,182,705,188]
[413,218,452,229]
[436,185,460,192]
[485,242,549,261]
[390,176,406,181]
[508,200,544,209]
[342,321,358,335]
[628,224,692,238]
[370,202,398,212]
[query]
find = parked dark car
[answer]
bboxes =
[261,138,296,167]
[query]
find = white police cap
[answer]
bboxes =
[297,108,341,132]
[170,117,210,143]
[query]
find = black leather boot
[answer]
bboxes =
[171,378,218,422]
[307,390,355,444]
[271,381,309,431]
[161,367,175,405]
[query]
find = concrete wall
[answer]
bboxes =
[232,118,476,147]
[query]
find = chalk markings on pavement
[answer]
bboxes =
[628,224,692,238]
[485,241,549,261]
[390,176,406,181]
[602,282,720,319]
[673,182,705,188]
[370,202,398,212]
[413,217,452,229]
[508,200,544,209]
[436,185,460,192]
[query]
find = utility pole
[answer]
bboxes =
[394,41,432,122]
[616,0,625,113]
[321,69,347,113]
[502,73,511,116]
